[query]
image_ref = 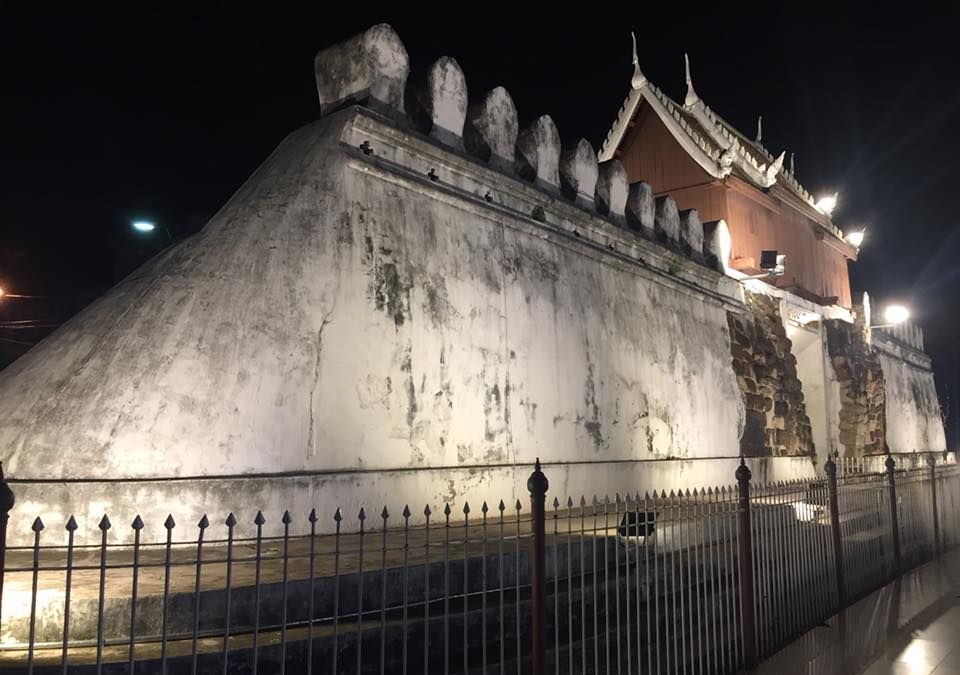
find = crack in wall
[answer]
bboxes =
[307,316,332,458]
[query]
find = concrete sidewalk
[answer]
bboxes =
[752,548,960,675]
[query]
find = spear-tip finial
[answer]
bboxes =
[527,456,549,495]
[736,455,752,483]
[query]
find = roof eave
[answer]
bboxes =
[600,85,729,181]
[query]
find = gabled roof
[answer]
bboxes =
[599,37,844,240]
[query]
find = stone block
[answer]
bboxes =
[839,429,858,446]
[742,411,768,453]
[776,430,797,447]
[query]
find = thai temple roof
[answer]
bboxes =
[599,35,844,240]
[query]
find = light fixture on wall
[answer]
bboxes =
[845,230,865,248]
[739,250,787,280]
[815,193,838,216]
[870,304,910,328]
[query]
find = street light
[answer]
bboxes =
[815,193,838,216]
[871,304,910,329]
[845,230,865,248]
[131,220,172,243]
[0,287,45,299]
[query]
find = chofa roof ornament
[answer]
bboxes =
[631,32,647,90]
[683,53,699,109]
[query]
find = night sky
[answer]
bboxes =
[2,6,959,445]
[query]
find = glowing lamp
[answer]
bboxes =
[845,230,864,248]
[132,221,156,233]
[0,287,4,298]
[883,304,910,325]
[815,193,837,216]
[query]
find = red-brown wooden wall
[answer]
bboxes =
[616,103,854,308]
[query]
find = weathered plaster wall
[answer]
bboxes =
[0,106,757,543]
[825,320,886,456]
[874,335,946,453]
[727,292,815,457]
[788,324,831,465]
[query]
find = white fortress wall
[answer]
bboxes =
[874,331,946,453]
[14,24,946,545]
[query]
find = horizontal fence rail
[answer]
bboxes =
[0,454,956,674]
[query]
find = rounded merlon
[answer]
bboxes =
[559,138,598,207]
[595,159,628,221]
[314,23,409,116]
[464,86,519,170]
[427,56,468,146]
[516,115,561,190]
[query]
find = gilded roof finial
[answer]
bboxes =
[790,152,795,175]
[631,32,647,90]
[755,115,763,143]
[683,53,699,108]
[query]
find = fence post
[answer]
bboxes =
[885,454,902,574]
[0,463,14,628]
[735,457,757,669]
[527,458,548,675]
[825,453,845,609]
[928,454,940,558]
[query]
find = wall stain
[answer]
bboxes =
[373,262,411,328]
[581,361,605,450]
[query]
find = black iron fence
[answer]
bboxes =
[0,454,957,674]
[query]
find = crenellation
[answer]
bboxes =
[464,86,519,172]
[625,181,655,236]
[515,115,561,191]
[559,138,599,208]
[314,23,409,116]
[595,159,628,222]
[654,195,680,244]
[678,208,703,259]
[425,57,468,147]
[702,220,731,273]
